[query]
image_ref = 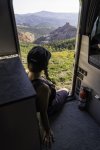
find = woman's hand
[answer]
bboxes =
[43,129,55,148]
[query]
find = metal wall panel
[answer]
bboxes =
[77,35,100,124]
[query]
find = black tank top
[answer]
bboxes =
[31,78,56,111]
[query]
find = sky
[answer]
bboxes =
[13,0,79,14]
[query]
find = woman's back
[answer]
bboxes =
[31,78,56,110]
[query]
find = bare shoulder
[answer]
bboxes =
[37,83,50,109]
[38,82,50,94]
[37,82,50,101]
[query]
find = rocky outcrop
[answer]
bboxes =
[18,32,35,43]
[34,22,77,44]
[50,23,76,41]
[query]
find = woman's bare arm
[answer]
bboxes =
[37,83,50,133]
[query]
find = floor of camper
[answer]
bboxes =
[44,100,100,150]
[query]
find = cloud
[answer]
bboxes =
[13,0,79,14]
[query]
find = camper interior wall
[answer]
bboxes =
[76,35,100,124]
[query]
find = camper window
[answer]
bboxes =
[89,14,100,69]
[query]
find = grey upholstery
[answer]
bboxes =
[0,56,36,106]
[89,54,100,68]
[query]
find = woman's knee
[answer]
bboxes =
[57,88,69,94]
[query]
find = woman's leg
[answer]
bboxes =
[47,89,69,116]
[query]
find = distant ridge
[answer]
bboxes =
[34,22,77,44]
[15,11,78,27]
[15,11,78,43]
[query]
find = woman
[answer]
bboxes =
[27,46,69,147]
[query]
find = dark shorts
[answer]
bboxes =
[47,90,69,116]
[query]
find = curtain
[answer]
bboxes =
[86,0,100,35]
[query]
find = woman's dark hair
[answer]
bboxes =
[27,46,51,79]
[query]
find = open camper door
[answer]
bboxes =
[73,0,100,124]
[0,0,41,150]
[0,0,19,56]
